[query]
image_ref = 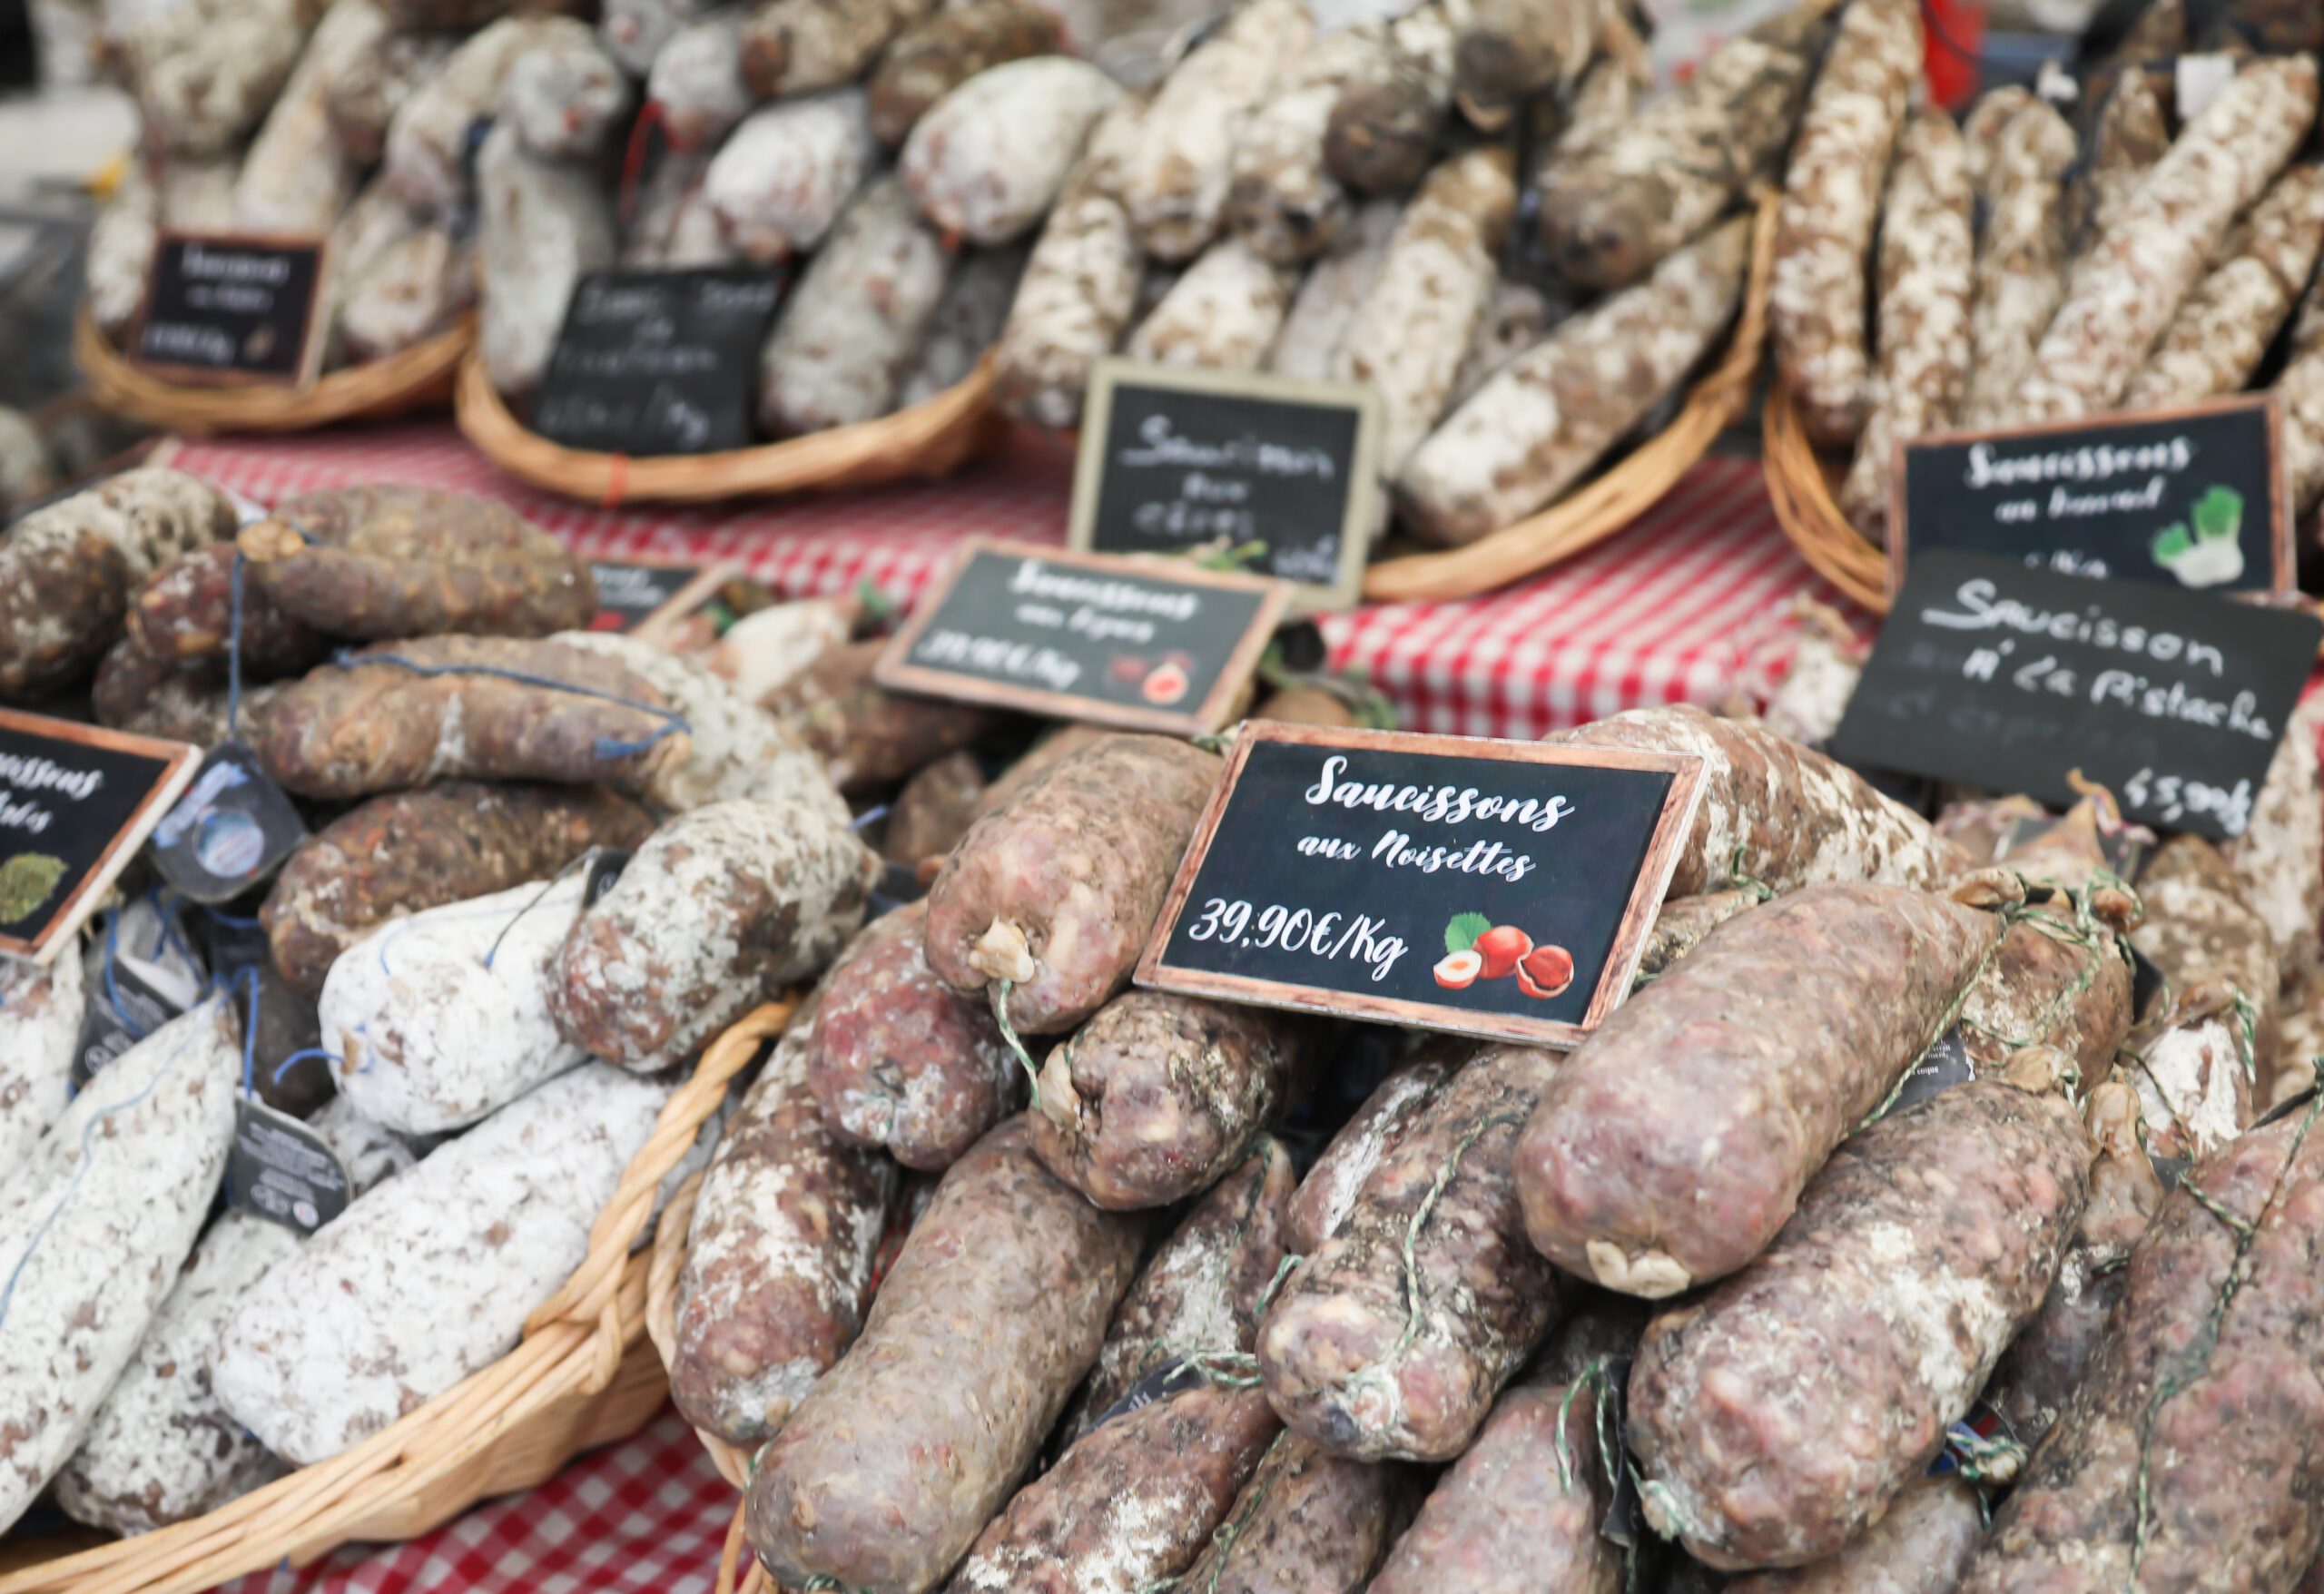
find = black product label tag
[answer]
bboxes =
[229,1097,352,1235]
[194,906,272,981]
[148,742,308,903]
[1887,1028,1978,1117]
[584,848,630,906]
[1597,1358,1644,1550]
[2130,944,2168,1022]
[1089,1356,1209,1433]
[71,958,186,1089]
[2149,1151,2195,1191]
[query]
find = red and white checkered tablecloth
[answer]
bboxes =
[157,423,1846,741]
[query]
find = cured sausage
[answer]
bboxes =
[1284,1053,1452,1255]
[2124,978,2257,1166]
[1956,811,2139,1078]
[808,900,1019,1172]
[991,97,1147,428]
[870,0,1061,148]
[947,1382,1280,1592]
[1517,881,2005,1298]
[758,178,950,435]
[2008,58,2319,425]
[648,9,752,152]
[119,0,310,156]
[1335,143,1516,472]
[0,952,83,1171]
[743,1116,1143,1594]
[1265,197,1398,383]
[768,637,997,794]
[1172,1433,1410,1593]
[0,1000,239,1532]
[340,225,476,362]
[1226,24,1392,264]
[236,485,597,642]
[1399,213,1748,545]
[600,0,706,76]
[1955,1093,2324,1590]
[553,797,875,1071]
[0,467,239,696]
[1637,890,1768,982]
[1984,1079,2164,1448]
[901,55,1125,247]
[1067,1136,1295,1441]
[925,733,1221,1035]
[476,120,616,397]
[1838,111,1974,546]
[215,1063,673,1463]
[251,635,684,802]
[2125,163,2324,411]
[1444,277,1561,411]
[497,22,630,162]
[1367,1373,1624,1594]
[1323,0,1455,198]
[93,636,281,746]
[2132,832,2281,1069]
[1031,991,1312,1210]
[1723,1475,1983,1594]
[737,0,937,99]
[1119,0,1313,262]
[1126,236,1299,371]
[1451,0,1597,133]
[1259,1044,1568,1461]
[132,544,325,680]
[320,871,593,1136]
[2222,692,2324,981]
[261,782,655,995]
[228,0,384,235]
[1536,6,1827,290]
[386,17,581,218]
[706,89,875,265]
[1961,93,2077,426]
[884,751,987,865]
[901,242,1028,407]
[1628,1049,2093,1568]
[1551,704,1972,897]
[2064,70,2169,261]
[669,999,897,1445]
[1768,0,1920,449]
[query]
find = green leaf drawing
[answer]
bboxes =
[2191,485,2243,544]
[0,853,66,925]
[2152,523,2193,564]
[1445,912,1492,955]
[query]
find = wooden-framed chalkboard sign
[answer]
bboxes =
[533,267,785,456]
[1890,393,2291,598]
[586,556,736,638]
[1831,550,2322,841]
[1068,357,1383,612]
[1137,723,1705,1048]
[0,711,199,964]
[131,231,330,388]
[875,539,1291,736]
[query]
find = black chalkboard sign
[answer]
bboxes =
[133,232,329,387]
[1830,551,2321,840]
[1893,395,2290,596]
[875,540,1292,735]
[1137,725,1705,1048]
[1069,359,1383,612]
[533,268,785,455]
[0,711,198,963]
[586,557,732,635]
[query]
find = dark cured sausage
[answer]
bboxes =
[769,638,997,795]
[1067,1136,1295,1443]
[1956,1097,2324,1591]
[1260,1044,1567,1461]
[1628,1050,2093,1569]
[945,1382,1279,1593]
[1517,881,2004,1299]
[131,543,327,677]
[1172,1432,1409,1594]
[743,1116,1142,1593]
[808,900,1019,1173]
[261,782,655,994]
[1367,1375,1625,1594]
[1551,705,1970,898]
[924,733,1221,1035]
[1031,991,1312,1210]
[1283,1054,1453,1255]
[1724,1475,1983,1594]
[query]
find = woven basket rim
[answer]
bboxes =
[454,348,1000,507]
[0,1000,793,1594]
[1359,190,1781,605]
[75,308,473,437]
[1759,379,1892,613]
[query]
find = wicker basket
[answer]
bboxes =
[1759,379,1891,613]
[454,348,1003,507]
[1359,191,1780,605]
[0,1000,793,1594]
[74,308,473,436]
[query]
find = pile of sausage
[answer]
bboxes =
[1767,0,2324,545]
[990,0,1810,548]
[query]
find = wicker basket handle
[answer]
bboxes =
[525,1000,796,1342]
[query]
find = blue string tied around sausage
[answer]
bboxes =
[321,646,691,764]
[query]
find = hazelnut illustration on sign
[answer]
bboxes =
[1108,648,1196,704]
[1434,912,1574,999]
